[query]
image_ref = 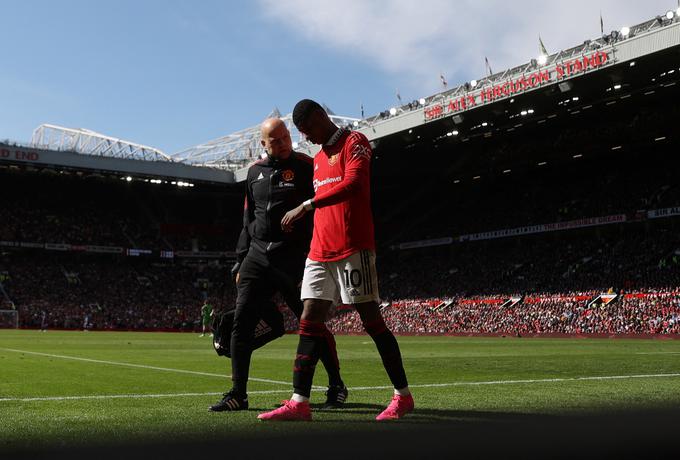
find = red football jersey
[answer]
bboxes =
[308,130,375,262]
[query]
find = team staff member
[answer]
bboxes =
[258,100,413,422]
[209,118,347,412]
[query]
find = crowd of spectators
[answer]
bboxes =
[0,253,235,331]
[379,219,680,300]
[372,98,680,245]
[1,214,678,335]
[325,290,680,336]
[2,248,679,335]
[0,168,242,251]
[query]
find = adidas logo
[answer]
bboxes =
[225,398,244,410]
[254,319,273,337]
[349,288,360,296]
[256,172,265,180]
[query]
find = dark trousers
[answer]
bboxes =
[230,247,341,395]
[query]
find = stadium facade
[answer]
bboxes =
[2,12,678,182]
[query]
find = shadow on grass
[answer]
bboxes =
[239,400,559,425]
[310,407,560,425]
[8,409,680,460]
[243,400,561,425]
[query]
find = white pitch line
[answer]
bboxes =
[0,389,295,403]
[347,372,680,391]
[2,373,680,403]
[0,347,300,388]
[635,352,680,355]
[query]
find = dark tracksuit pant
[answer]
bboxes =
[230,245,340,396]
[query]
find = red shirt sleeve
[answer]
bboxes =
[313,133,371,209]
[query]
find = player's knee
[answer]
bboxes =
[301,311,325,322]
[355,301,381,323]
[301,299,330,323]
[362,316,388,337]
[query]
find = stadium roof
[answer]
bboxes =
[31,124,174,162]
[0,140,235,184]
[171,107,359,170]
[28,108,360,174]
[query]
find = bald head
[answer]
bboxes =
[260,118,293,160]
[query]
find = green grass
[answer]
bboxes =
[1,330,680,449]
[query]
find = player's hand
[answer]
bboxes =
[230,262,241,283]
[281,204,306,232]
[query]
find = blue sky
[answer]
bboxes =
[0,0,674,153]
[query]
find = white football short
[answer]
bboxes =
[301,250,380,305]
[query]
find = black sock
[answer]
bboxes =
[230,350,251,397]
[319,328,344,388]
[292,320,324,398]
[364,318,408,390]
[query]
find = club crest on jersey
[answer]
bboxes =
[328,153,339,166]
[281,170,294,182]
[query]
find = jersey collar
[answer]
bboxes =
[324,128,346,147]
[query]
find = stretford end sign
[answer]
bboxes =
[424,51,611,121]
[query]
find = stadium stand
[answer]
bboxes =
[2,198,678,334]
[3,112,680,334]
[2,13,679,336]
[325,290,680,336]
[0,253,236,331]
[0,168,243,251]
[371,91,680,245]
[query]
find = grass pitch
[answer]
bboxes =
[1,330,680,449]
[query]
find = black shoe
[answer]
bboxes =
[209,390,248,412]
[323,385,348,409]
